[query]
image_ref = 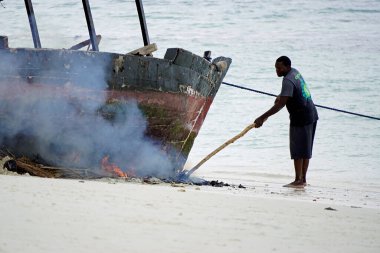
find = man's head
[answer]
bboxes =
[275,56,291,77]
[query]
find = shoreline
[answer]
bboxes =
[1,174,379,253]
[189,164,380,210]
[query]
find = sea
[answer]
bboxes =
[1,0,380,208]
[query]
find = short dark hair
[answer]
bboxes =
[276,56,291,67]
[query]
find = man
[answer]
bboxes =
[254,56,318,188]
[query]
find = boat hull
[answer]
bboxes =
[0,47,231,176]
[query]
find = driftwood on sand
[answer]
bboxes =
[0,151,104,179]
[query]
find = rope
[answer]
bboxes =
[222,81,380,121]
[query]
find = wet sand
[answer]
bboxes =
[0,174,379,253]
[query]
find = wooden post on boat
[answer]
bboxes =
[82,0,99,51]
[24,0,41,48]
[135,0,150,46]
[186,123,257,177]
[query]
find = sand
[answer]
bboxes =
[0,174,379,253]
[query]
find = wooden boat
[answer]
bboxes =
[0,0,231,178]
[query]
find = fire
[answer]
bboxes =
[101,155,127,178]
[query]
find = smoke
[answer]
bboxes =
[0,49,175,178]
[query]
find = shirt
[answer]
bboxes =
[279,68,319,126]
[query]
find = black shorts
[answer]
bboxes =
[289,121,317,160]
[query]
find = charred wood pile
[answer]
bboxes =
[0,150,244,188]
[0,150,104,179]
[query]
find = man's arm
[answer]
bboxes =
[254,96,289,128]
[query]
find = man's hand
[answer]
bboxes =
[255,96,288,128]
[254,116,266,128]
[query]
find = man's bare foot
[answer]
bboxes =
[283,180,305,188]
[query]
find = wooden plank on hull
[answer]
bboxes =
[128,43,157,56]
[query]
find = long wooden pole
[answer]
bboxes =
[186,123,256,177]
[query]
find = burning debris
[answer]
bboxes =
[0,154,103,179]
[0,151,245,189]
[208,180,230,187]
[101,155,128,178]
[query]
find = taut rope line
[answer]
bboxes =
[222,81,380,121]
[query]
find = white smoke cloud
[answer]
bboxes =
[0,50,175,178]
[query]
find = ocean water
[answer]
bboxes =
[1,0,380,207]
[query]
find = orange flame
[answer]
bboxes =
[101,155,127,178]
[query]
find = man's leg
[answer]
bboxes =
[284,159,304,188]
[294,159,303,181]
[302,159,309,184]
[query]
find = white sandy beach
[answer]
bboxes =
[0,174,379,253]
